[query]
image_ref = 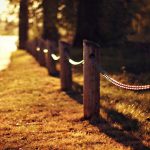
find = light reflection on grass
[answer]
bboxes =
[0,50,149,149]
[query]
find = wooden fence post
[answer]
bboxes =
[35,39,41,61]
[59,41,72,91]
[25,41,30,52]
[34,38,39,60]
[37,38,46,66]
[83,40,100,121]
[44,40,57,75]
[26,40,32,54]
[31,40,37,57]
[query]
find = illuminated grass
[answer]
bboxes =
[0,50,149,149]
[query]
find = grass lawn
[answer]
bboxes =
[0,50,149,150]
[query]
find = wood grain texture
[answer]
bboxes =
[45,40,57,75]
[59,41,72,91]
[37,38,46,66]
[83,39,100,121]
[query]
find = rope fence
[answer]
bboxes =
[102,73,150,90]
[51,53,60,61]
[96,65,150,91]
[26,38,150,121]
[68,58,84,66]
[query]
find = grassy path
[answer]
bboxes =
[0,50,149,150]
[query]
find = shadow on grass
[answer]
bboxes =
[67,81,83,104]
[66,81,149,149]
[68,88,149,150]
[92,106,149,150]
[95,120,149,150]
[102,106,139,131]
[48,71,60,78]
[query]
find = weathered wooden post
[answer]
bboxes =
[83,39,100,121]
[44,40,57,75]
[36,38,41,63]
[59,41,72,91]
[37,38,46,66]
[30,40,37,57]
[26,40,32,54]
[35,38,41,61]
[28,40,33,55]
[25,41,30,52]
[33,38,39,60]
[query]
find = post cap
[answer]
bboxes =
[59,40,71,47]
[83,39,100,48]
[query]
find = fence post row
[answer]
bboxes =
[33,38,39,59]
[26,40,33,54]
[26,39,101,122]
[44,40,57,76]
[59,41,72,91]
[83,40,100,121]
[37,38,46,66]
[31,39,37,57]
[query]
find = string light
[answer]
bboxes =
[68,58,84,65]
[43,49,48,53]
[36,47,40,52]
[51,54,60,60]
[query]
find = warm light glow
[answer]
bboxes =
[58,4,66,11]
[7,15,18,23]
[43,49,48,53]
[0,36,18,71]
[0,0,8,14]
[38,22,43,28]
[33,1,39,9]
[51,54,60,60]
[69,59,84,65]
[36,47,40,51]
[0,0,19,25]
[57,12,62,19]
[58,27,67,36]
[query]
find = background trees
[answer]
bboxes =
[99,0,129,45]
[73,0,101,47]
[28,0,42,39]
[6,0,150,48]
[57,0,77,43]
[0,0,148,72]
[42,0,59,41]
[18,0,28,49]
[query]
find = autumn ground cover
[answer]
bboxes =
[0,50,149,150]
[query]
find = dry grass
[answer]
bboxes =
[0,50,149,150]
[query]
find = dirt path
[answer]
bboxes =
[0,50,149,150]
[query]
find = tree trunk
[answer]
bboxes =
[42,0,59,41]
[99,0,128,45]
[19,0,29,49]
[73,0,101,47]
